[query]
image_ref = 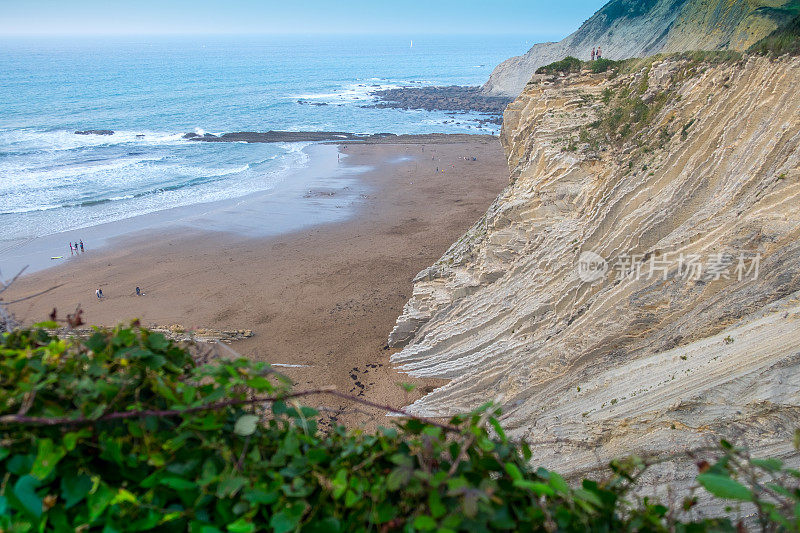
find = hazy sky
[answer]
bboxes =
[0,0,608,36]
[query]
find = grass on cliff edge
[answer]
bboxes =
[547,51,746,155]
[1,324,799,532]
[749,14,800,56]
[536,50,744,79]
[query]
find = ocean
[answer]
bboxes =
[0,34,536,250]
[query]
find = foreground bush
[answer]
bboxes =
[0,325,798,531]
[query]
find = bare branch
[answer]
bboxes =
[0,266,28,293]
[2,284,63,305]
[0,386,461,433]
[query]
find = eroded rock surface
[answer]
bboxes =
[391,55,800,509]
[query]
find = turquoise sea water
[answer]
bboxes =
[0,34,535,246]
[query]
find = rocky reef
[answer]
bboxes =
[368,86,513,123]
[74,129,114,135]
[483,0,800,96]
[390,55,800,508]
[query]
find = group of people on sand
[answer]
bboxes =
[590,46,604,61]
[69,239,85,254]
[95,286,145,300]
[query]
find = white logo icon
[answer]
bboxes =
[577,251,608,283]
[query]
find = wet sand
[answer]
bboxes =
[5,138,509,427]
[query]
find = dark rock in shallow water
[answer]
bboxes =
[182,132,217,139]
[75,129,114,136]
[368,86,514,116]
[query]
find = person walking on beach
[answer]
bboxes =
[69,242,74,254]
[136,286,141,296]
[96,288,102,299]
[80,240,84,252]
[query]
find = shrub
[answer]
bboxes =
[0,325,798,531]
[591,58,619,74]
[536,56,583,75]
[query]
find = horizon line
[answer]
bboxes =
[0,30,559,39]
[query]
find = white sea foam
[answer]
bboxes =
[292,81,410,104]
[0,128,186,154]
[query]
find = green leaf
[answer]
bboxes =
[305,517,341,533]
[697,473,752,501]
[399,382,417,393]
[112,328,136,347]
[61,474,93,509]
[227,518,255,533]
[63,429,91,452]
[160,476,197,491]
[489,418,507,442]
[31,438,66,480]
[574,488,604,507]
[243,489,278,505]
[233,415,259,436]
[13,475,42,519]
[88,483,116,522]
[428,491,446,518]
[216,476,247,498]
[514,480,554,496]
[375,502,398,524]
[477,436,495,452]
[548,471,569,494]
[146,333,170,351]
[386,468,411,491]
[269,504,304,533]
[413,515,437,531]
[246,376,272,391]
[112,488,138,505]
[344,489,360,508]
[750,458,783,472]
[332,469,348,499]
[504,463,523,482]
[7,454,34,475]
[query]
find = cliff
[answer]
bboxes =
[483,0,800,96]
[390,54,800,505]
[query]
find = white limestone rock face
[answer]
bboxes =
[391,55,800,513]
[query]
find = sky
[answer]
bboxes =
[0,0,608,37]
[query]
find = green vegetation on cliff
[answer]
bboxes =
[536,57,620,75]
[1,325,799,531]
[749,14,800,56]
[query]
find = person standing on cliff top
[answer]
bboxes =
[591,47,596,61]
[597,46,602,60]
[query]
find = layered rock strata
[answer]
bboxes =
[391,55,800,506]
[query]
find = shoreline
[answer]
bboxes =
[5,137,510,427]
[3,134,499,277]
[185,131,497,144]
[3,143,358,276]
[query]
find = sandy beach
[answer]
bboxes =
[4,137,508,427]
